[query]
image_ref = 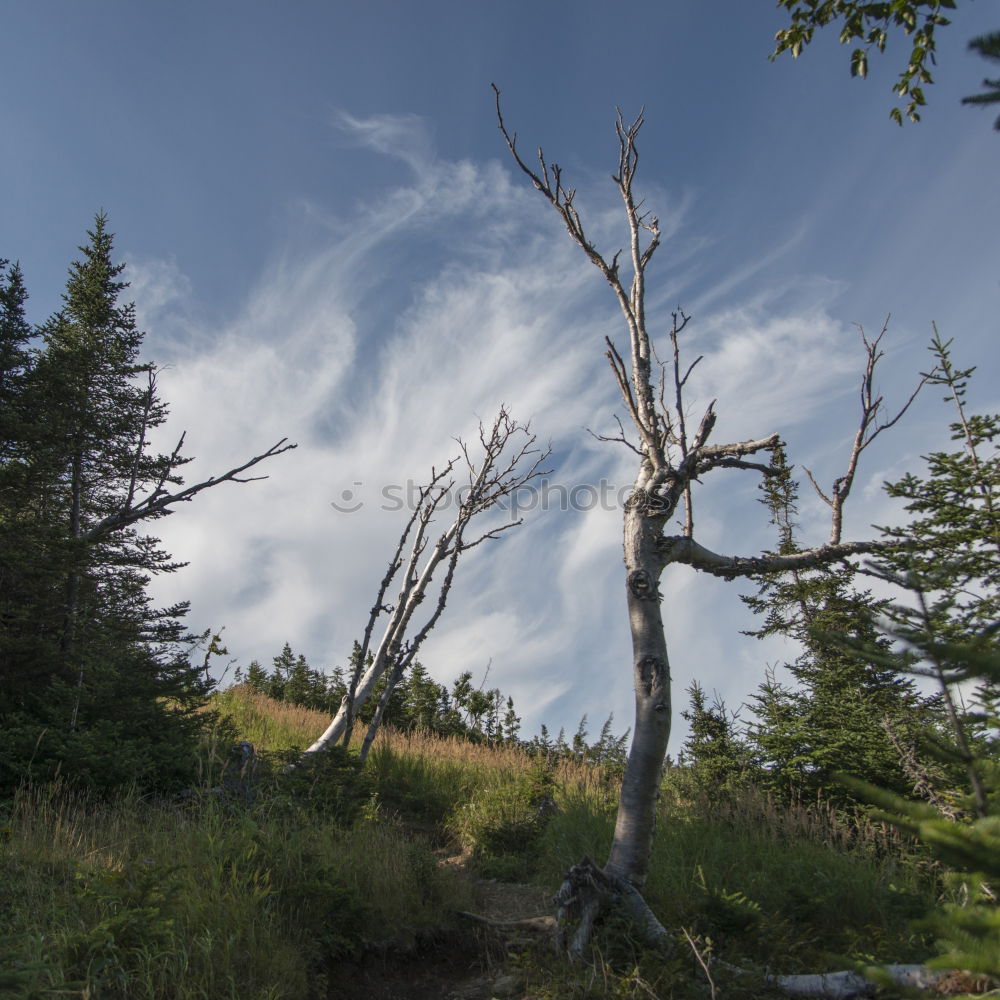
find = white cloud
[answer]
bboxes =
[133,113,923,750]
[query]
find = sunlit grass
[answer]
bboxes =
[1,686,945,999]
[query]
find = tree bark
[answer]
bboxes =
[605,502,671,885]
[306,407,548,757]
[495,87,923,960]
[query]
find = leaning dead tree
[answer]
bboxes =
[304,406,548,757]
[494,87,924,960]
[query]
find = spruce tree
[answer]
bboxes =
[877,329,1000,644]
[0,259,32,459]
[403,661,447,732]
[679,682,755,789]
[0,218,205,792]
[0,260,44,696]
[742,447,932,802]
[867,332,1000,795]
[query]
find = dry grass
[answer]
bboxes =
[1,685,937,999]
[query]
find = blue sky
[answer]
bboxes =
[3,1,998,750]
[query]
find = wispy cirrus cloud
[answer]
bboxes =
[136,111,897,746]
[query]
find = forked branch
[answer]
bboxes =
[306,406,549,755]
[804,319,930,543]
[84,438,297,542]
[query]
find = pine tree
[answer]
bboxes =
[742,446,932,802]
[866,332,1000,797]
[680,682,754,789]
[267,642,297,701]
[0,258,52,709]
[244,660,268,693]
[0,218,204,791]
[590,714,629,774]
[877,329,1000,644]
[35,215,189,664]
[530,724,554,760]
[403,661,447,732]
[501,695,521,744]
[0,259,32,460]
[840,589,1000,976]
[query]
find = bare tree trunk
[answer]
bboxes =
[306,407,548,757]
[605,503,671,885]
[495,86,926,957]
[357,651,405,764]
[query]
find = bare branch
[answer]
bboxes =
[124,367,157,512]
[682,928,717,1000]
[803,466,833,506]
[605,337,645,439]
[306,405,548,756]
[493,84,619,282]
[460,517,525,551]
[661,534,896,581]
[695,432,781,468]
[83,438,297,542]
[587,414,646,458]
[496,85,663,466]
[689,402,717,454]
[699,457,778,477]
[812,319,930,544]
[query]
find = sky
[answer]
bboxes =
[2,1,998,753]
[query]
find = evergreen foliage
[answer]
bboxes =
[679,682,756,789]
[962,30,1000,129]
[840,589,1000,976]
[740,447,932,802]
[834,335,1000,975]
[0,217,213,794]
[877,329,1000,644]
[237,644,509,743]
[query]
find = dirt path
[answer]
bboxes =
[326,851,556,1000]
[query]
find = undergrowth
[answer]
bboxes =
[0,687,947,999]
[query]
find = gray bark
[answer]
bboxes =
[605,503,671,885]
[306,407,548,757]
[496,85,924,954]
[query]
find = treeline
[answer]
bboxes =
[236,642,522,743]
[233,640,629,770]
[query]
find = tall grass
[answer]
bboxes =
[211,688,939,968]
[2,687,947,999]
[535,779,937,969]
[0,777,472,999]
[206,686,328,751]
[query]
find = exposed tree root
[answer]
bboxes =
[552,857,672,959]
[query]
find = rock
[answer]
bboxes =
[491,972,523,998]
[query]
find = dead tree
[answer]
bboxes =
[494,86,925,957]
[305,406,549,757]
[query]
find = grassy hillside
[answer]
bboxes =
[0,687,945,999]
